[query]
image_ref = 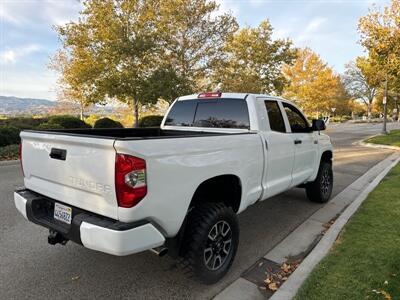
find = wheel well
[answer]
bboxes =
[321,151,333,164]
[189,175,242,213]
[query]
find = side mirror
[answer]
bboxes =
[311,119,326,132]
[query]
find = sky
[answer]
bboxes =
[0,0,390,100]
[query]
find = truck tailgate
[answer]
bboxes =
[21,131,118,219]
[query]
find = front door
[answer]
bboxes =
[282,102,317,186]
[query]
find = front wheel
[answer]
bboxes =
[182,203,239,284]
[306,161,333,203]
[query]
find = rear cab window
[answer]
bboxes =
[164,98,250,129]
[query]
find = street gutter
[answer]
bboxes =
[214,152,400,300]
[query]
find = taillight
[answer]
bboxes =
[198,92,221,98]
[19,143,24,176]
[115,153,147,208]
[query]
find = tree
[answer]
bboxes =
[282,48,346,117]
[53,0,237,127]
[158,0,238,91]
[213,20,297,94]
[342,56,382,118]
[358,0,400,114]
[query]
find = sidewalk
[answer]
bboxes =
[214,152,400,300]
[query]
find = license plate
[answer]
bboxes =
[54,202,72,224]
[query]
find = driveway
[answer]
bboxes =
[1,122,399,300]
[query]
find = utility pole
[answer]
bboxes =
[382,73,388,134]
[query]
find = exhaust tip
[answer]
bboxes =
[150,246,168,257]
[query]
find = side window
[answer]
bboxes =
[264,101,286,133]
[282,103,309,133]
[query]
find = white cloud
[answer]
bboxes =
[0,0,81,27]
[215,0,240,17]
[0,44,41,64]
[296,17,327,43]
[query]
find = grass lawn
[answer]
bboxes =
[366,129,400,147]
[0,144,19,161]
[295,163,400,300]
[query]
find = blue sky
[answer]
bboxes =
[0,0,390,100]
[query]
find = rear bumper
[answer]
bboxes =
[14,188,165,256]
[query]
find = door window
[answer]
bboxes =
[264,101,286,133]
[282,103,310,133]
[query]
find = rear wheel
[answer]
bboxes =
[306,161,333,203]
[182,203,239,284]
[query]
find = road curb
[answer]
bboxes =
[214,152,400,300]
[0,160,19,166]
[270,153,400,300]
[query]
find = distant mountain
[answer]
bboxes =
[0,96,56,115]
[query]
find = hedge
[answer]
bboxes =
[47,115,91,129]
[0,126,21,147]
[94,117,123,128]
[139,115,164,127]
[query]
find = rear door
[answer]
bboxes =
[21,131,118,219]
[281,102,317,186]
[260,100,295,199]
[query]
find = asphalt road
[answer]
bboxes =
[1,122,399,300]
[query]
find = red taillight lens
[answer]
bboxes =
[19,143,24,176]
[115,153,147,208]
[198,92,221,98]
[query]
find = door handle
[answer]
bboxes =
[50,148,67,161]
[294,139,302,145]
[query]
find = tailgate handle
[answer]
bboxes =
[50,148,67,161]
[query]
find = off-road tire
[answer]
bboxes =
[306,161,333,203]
[182,202,239,284]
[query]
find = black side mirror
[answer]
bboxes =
[311,119,326,132]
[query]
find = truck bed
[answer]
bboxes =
[24,127,243,140]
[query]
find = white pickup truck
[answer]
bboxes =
[14,92,333,283]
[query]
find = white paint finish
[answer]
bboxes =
[20,131,118,219]
[115,132,265,235]
[80,222,165,256]
[14,192,27,220]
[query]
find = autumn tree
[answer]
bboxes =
[358,0,400,112]
[282,48,345,117]
[158,0,238,90]
[342,56,383,118]
[213,20,297,94]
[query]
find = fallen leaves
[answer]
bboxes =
[372,289,392,300]
[261,260,302,293]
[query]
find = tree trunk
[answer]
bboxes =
[133,98,139,128]
[79,103,84,121]
[367,102,372,121]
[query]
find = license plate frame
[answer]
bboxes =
[53,202,72,225]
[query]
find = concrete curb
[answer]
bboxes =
[214,152,400,300]
[352,132,400,151]
[270,153,400,300]
[0,159,19,166]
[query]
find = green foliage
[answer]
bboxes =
[37,122,65,130]
[0,126,20,147]
[47,115,91,129]
[295,163,400,300]
[0,144,19,161]
[94,117,123,128]
[139,115,163,127]
[214,20,296,94]
[0,117,49,129]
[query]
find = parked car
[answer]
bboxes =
[14,92,333,283]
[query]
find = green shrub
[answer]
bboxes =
[0,117,49,129]
[0,126,21,147]
[0,144,19,161]
[139,115,163,127]
[37,122,64,130]
[47,115,91,129]
[94,117,123,128]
